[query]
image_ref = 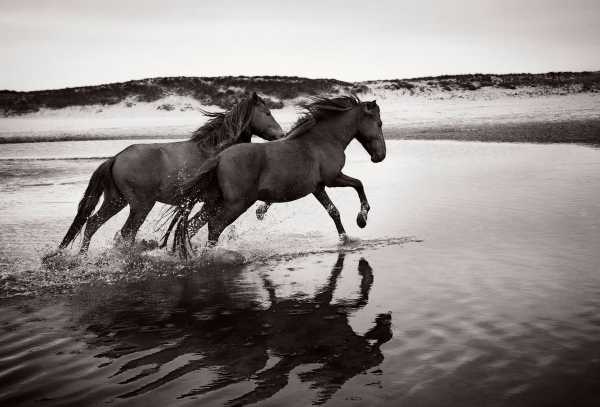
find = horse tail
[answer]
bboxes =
[180,155,221,202]
[173,205,193,258]
[59,158,116,249]
[158,208,182,249]
[165,156,221,257]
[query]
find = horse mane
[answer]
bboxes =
[190,96,257,148]
[286,95,361,139]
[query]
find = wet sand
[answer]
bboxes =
[387,118,600,145]
[2,119,599,145]
[1,140,600,406]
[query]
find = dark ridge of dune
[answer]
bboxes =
[1,71,599,116]
[0,76,352,116]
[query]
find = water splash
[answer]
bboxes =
[0,236,420,299]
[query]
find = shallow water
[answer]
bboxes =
[1,140,600,406]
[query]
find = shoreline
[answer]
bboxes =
[387,118,600,145]
[1,118,598,145]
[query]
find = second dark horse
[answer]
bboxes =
[58,93,284,253]
[171,95,386,256]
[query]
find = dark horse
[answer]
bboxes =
[171,95,385,255]
[58,93,283,254]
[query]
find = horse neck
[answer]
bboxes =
[313,108,360,149]
[237,129,252,144]
[217,128,252,151]
[195,125,251,153]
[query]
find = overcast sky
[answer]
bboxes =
[1,0,599,90]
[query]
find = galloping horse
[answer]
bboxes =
[59,93,284,253]
[171,95,386,256]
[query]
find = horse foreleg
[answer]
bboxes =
[313,187,347,241]
[327,173,370,228]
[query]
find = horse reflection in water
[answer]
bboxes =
[81,254,392,406]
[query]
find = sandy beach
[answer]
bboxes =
[2,87,599,144]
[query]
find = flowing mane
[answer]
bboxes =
[286,95,361,139]
[190,96,257,149]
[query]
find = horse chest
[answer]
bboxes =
[319,154,345,183]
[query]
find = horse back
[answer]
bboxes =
[113,141,208,204]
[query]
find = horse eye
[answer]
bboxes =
[377,121,382,128]
[266,112,272,117]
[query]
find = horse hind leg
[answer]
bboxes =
[80,197,126,254]
[207,200,252,246]
[120,201,155,248]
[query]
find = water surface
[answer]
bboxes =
[1,140,600,406]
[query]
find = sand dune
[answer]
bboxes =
[1,81,599,143]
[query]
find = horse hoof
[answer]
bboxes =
[139,239,159,251]
[339,233,360,245]
[41,250,64,267]
[256,208,266,220]
[194,247,245,266]
[42,250,60,261]
[256,203,271,221]
[356,212,367,228]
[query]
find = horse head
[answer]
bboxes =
[356,100,386,163]
[249,92,284,140]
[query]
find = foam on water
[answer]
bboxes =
[1,234,418,299]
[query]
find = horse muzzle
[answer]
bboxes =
[370,151,386,163]
[368,137,386,163]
